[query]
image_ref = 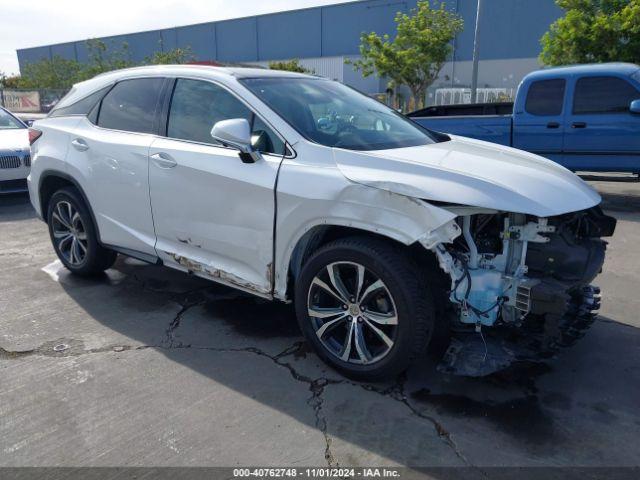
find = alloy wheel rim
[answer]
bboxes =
[307,261,398,365]
[52,201,88,266]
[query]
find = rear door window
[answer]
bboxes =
[573,76,640,114]
[97,78,164,134]
[525,79,566,116]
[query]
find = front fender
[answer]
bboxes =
[273,162,460,299]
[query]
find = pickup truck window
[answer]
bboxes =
[525,79,565,116]
[573,76,640,114]
[241,77,437,151]
[167,78,285,155]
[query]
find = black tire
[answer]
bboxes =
[295,236,435,381]
[47,187,117,275]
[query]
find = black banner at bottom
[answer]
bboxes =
[0,467,638,480]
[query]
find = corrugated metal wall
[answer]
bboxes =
[253,57,346,82]
[16,0,563,97]
[17,0,562,70]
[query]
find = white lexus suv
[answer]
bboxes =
[28,65,615,379]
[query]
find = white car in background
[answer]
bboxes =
[0,107,31,193]
[27,66,616,379]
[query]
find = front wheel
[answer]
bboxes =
[295,237,435,380]
[47,187,117,275]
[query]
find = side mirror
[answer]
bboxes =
[210,118,261,163]
[630,99,640,114]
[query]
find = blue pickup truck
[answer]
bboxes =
[409,63,640,174]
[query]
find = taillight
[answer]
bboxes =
[28,128,42,145]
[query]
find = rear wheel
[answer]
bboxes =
[295,237,435,380]
[47,187,117,275]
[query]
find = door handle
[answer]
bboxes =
[71,138,89,151]
[150,152,177,169]
[572,122,587,129]
[546,122,560,129]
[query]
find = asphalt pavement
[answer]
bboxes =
[1,178,639,470]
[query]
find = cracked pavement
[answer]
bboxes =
[1,181,640,469]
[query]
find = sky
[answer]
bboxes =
[0,0,356,75]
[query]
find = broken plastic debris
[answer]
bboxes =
[113,346,125,352]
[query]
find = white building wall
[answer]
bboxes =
[251,56,345,82]
[428,57,542,104]
[251,56,543,107]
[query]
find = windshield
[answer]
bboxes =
[0,109,25,130]
[241,77,437,151]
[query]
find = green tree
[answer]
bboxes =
[81,39,135,79]
[0,72,23,88]
[268,59,312,73]
[145,45,195,65]
[350,0,463,110]
[10,39,199,90]
[540,0,640,66]
[17,56,84,89]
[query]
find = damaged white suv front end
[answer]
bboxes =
[429,208,614,375]
[331,134,616,376]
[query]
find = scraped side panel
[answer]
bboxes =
[273,159,459,300]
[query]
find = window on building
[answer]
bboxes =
[573,76,640,114]
[525,79,566,116]
[97,78,164,134]
[167,78,285,155]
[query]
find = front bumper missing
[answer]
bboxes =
[438,285,601,377]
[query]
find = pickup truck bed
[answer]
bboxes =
[410,63,640,174]
[410,103,514,146]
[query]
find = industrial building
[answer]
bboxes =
[16,0,563,106]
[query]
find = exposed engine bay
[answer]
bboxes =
[432,207,617,376]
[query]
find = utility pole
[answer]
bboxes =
[470,0,483,104]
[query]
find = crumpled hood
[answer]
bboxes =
[333,135,601,217]
[0,129,29,151]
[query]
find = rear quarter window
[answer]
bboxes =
[49,85,112,118]
[525,79,566,116]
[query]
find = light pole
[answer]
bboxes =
[470,0,483,104]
